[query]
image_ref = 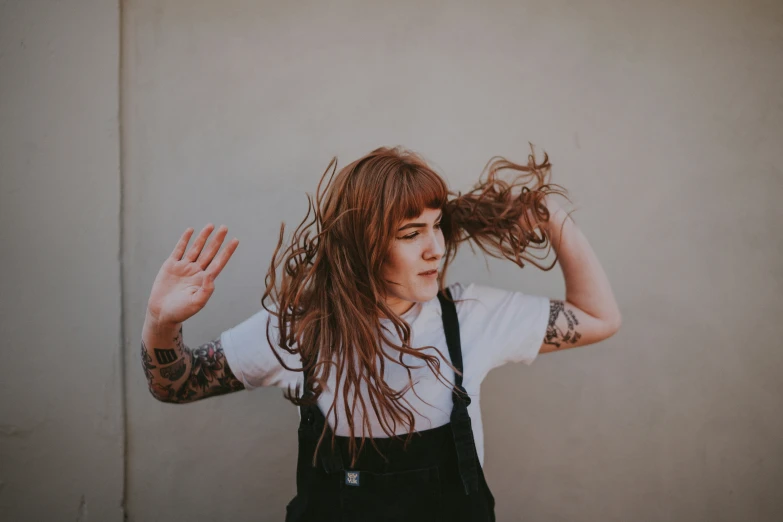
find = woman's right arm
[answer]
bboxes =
[142,314,244,403]
[142,224,243,403]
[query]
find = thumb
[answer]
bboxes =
[199,272,216,297]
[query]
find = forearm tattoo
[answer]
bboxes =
[154,348,177,364]
[142,326,244,403]
[160,358,186,381]
[544,300,582,349]
[141,341,157,385]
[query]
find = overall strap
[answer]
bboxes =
[300,362,345,474]
[437,287,481,495]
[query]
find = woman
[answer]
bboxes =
[141,145,622,521]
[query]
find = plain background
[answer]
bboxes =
[1,0,781,520]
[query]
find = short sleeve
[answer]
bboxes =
[220,308,302,390]
[453,282,550,375]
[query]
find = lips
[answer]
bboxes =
[419,270,438,275]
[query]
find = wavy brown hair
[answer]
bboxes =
[262,144,570,466]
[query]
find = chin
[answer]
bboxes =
[394,281,440,305]
[416,285,440,301]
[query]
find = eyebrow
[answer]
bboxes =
[397,211,443,231]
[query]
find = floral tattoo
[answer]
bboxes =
[142,330,244,403]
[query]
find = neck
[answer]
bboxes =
[381,297,417,318]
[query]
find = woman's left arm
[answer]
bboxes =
[533,198,622,355]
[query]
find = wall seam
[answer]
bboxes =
[118,0,129,520]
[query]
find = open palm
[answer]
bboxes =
[147,224,239,326]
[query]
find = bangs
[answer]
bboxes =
[395,164,449,220]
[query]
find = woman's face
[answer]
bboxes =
[381,207,445,316]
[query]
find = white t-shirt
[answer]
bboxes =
[220,282,550,466]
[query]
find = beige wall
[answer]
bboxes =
[2,0,781,520]
[0,0,124,521]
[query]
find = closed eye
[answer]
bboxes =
[401,222,441,240]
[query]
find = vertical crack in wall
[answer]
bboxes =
[117,0,128,520]
[76,494,87,522]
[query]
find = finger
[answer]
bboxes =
[170,228,195,261]
[185,224,215,262]
[197,225,228,270]
[205,237,239,279]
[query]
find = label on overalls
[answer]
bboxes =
[345,470,361,486]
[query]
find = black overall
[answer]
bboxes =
[284,289,496,521]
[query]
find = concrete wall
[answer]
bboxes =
[0,1,124,521]
[2,0,781,520]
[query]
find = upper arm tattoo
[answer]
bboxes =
[544,300,582,349]
[175,338,245,402]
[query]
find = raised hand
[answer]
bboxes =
[146,224,239,326]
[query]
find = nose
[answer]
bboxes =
[424,230,445,260]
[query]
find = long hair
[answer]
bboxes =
[261,143,569,466]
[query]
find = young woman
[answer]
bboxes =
[141,145,621,521]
